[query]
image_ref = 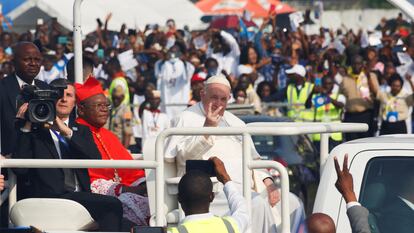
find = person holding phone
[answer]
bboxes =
[168,157,249,233]
[305,75,345,150]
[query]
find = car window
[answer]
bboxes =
[251,134,316,165]
[359,157,414,233]
[252,135,275,154]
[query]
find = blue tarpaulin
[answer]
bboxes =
[1,0,26,15]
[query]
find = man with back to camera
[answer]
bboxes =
[306,213,335,233]
[168,156,249,233]
[13,78,124,231]
[165,74,306,233]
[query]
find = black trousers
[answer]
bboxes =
[380,120,407,135]
[344,110,375,141]
[61,192,123,232]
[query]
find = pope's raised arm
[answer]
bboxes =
[162,74,285,233]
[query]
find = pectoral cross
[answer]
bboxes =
[113,169,122,183]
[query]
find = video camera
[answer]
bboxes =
[16,82,67,123]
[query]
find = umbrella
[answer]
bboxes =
[210,15,257,29]
[266,0,296,14]
[196,0,268,18]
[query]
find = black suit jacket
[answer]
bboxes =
[379,197,414,233]
[13,120,101,198]
[0,74,48,155]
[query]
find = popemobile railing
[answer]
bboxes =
[155,123,368,233]
[0,123,367,233]
[0,159,160,227]
[245,122,369,174]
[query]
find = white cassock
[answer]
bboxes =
[155,59,194,119]
[142,109,170,146]
[206,31,240,77]
[164,102,277,233]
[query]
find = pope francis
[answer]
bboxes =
[165,74,282,233]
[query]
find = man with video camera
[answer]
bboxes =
[13,78,125,232]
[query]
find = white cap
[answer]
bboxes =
[205,74,231,88]
[285,64,306,77]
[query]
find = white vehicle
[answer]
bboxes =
[313,135,414,233]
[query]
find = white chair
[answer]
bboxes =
[10,198,97,231]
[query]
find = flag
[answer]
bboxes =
[1,15,13,31]
[239,17,249,40]
[269,4,275,15]
[239,17,254,41]
[313,95,328,108]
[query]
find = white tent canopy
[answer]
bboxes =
[7,0,204,34]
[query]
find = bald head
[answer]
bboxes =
[307,213,336,233]
[13,41,40,58]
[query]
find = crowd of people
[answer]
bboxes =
[1,12,413,151]
[0,7,414,233]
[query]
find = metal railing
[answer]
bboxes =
[0,159,161,227]
[246,122,368,173]
[73,0,83,84]
[0,123,368,232]
[156,127,292,233]
[155,123,367,233]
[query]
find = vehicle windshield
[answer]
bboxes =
[359,157,414,233]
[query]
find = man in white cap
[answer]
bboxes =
[141,90,170,145]
[274,64,314,122]
[155,45,195,119]
[165,74,279,233]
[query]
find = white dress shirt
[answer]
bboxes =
[177,181,249,233]
[16,74,35,87]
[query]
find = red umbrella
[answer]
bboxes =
[196,0,268,18]
[263,0,296,14]
[210,15,257,29]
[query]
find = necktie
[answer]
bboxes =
[52,129,77,192]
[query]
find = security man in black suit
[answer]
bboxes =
[13,78,124,232]
[0,42,46,156]
[0,42,47,226]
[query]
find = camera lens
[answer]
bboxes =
[34,103,50,119]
